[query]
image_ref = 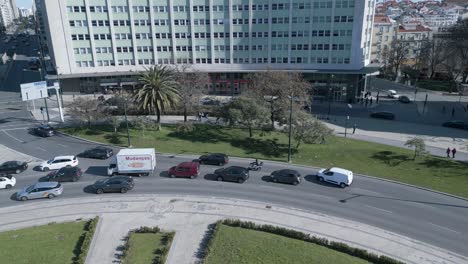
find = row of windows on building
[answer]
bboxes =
[69,16,354,28]
[76,55,351,68]
[71,29,352,41]
[67,1,355,14]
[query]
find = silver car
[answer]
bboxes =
[16,182,63,201]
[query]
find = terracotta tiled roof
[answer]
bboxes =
[374,15,393,24]
[398,25,432,32]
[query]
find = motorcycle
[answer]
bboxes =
[248,160,263,171]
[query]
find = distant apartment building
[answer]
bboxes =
[18,7,31,18]
[39,0,378,102]
[371,15,397,63]
[386,7,403,19]
[397,23,432,64]
[0,0,15,29]
[422,11,459,28]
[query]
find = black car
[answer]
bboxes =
[33,125,54,137]
[91,176,134,194]
[270,169,302,185]
[442,121,468,130]
[0,161,28,175]
[398,96,411,103]
[41,167,82,182]
[198,153,229,166]
[214,166,249,183]
[370,111,395,120]
[81,147,114,159]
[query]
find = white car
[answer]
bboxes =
[39,156,79,171]
[316,167,353,188]
[387,90,400,99]
[0,176,16,189]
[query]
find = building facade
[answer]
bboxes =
[397,23,432,64]
[0,0,15,29]
[41,0,376,102]
[370,15,397,64]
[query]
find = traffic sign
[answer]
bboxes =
[20,81,47,101]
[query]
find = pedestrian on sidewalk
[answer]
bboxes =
[446,148,451,158]
[365,98,368,107]
[352,124,357,134]
[452,107,455,117]
[452,148,457,159]
[370,97,373,105]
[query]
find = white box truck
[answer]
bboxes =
[107,148,156,176]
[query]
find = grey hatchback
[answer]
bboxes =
[16,182,63,201]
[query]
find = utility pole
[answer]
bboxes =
[38,68,50,122]
[287,95,293,163]
[124,100,131,147]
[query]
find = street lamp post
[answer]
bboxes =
[344,104,352,138]
[124,99,131,147]
[287,95,293,163]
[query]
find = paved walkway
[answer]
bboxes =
[0,195,465,264]
[0,144,41,164]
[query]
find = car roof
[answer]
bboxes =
[374,111,393,115]
[53,155,76,160]
[226,166,246,170]
[108,176,132,180]
[329,167,353,175]
[34,181,60,188]
[278,169,298,174]
[2,160,22,165]
[178,161,198,167]
[37,124,52,129]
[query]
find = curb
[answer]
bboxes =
[57,130,468,202]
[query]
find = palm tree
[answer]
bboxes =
[134,65,181,129]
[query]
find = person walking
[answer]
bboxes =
[370,97,373,105]
[446,148,451,158]
[452,148,457,159]
[352,124,357,134]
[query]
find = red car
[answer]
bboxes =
[168,162,200,179]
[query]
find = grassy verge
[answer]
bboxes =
[122,227,174,264]
[60,124,468,198]
[0,220,90,264]
[204,223,370,264]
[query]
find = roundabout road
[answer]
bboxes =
[0,107,467,259]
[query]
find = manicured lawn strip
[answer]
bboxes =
[60,125,468,198]
[0,221,88,264]
[121,227,174,264]
[204,224,370,264]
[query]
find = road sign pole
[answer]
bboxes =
[55,87,64,122]
[43,98,50,122]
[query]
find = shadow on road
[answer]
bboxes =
[9,192,18,201]
[261,175,272,182]
[159,171,170,178]
[304,175,341,189]
[85,166,108,177]
[83,185,96,194]
[203,173,218,181]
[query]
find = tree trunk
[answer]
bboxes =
[248,126,253,138]
[270,103,275,130]
[183,103,188,122]
[155,107,161,131]
[413,149,417,160]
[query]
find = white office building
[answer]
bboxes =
[0,0,15,29]
[40,0,377,102]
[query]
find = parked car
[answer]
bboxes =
[17,182,63,201]
[214,166,249,183]
[270,169,302,185]
[316,167,353,188]
[168,161,200,179]
[81,147,113,159]
[387,90,400,99]
[198,153,229,166]
[40,167,82,182]
[33,124,54,137]
[0,175,16,189]
[398,95,411,103]
[0,161,28,174]
[442,120,468,130]
[370,111,395,120]
[91,176,134,194]
[39,156,79,171]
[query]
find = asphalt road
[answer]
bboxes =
[0,105,467,257]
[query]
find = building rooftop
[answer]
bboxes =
[398,24,432,33]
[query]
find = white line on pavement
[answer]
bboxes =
[428,222,461,235]
[2,130,25,143]
[364,205,393,214]
[35,147,47,152]
[56,143,68,148]
[1,127,29,131]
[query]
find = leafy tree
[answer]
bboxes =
[404,137,427,160]
[108,116,121,134]
[132,116,148,137]
[134,65,181,129]
[67,97,105,127]
[174,65,209,122]
[225,97,269,138]
[291,111,333,148]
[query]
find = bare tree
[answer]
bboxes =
[420,38,447,79]
[389,39,411,81]
[445,20,468,84]
[67,97,105,127]
[174,65,210,122]
[108,116,121,134]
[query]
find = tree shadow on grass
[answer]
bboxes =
[104,133,122,145]
[84,129,103,136]
[167,125,232,144]
[418,157,468,171]
[230,137,295,158]
[371,151,411,167]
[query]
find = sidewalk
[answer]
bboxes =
[0,195,465,264]
[0,144,41,164]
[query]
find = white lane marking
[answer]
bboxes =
[56,143,68,148]
[1,127,29,131]
[35,147,47,152]
[364,205,393,214]
[2,130,25,143]
[428,222,461,235]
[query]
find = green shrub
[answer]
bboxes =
[175,121,195,134]
[72,217,99,264]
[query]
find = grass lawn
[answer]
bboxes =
[0,221,87,264]
[122,232,173,263]
[61,125,468,198]
[204,224,370,264]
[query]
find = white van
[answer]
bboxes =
[316,167,353,188]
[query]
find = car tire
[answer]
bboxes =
[272,177,278,183]
[216,176,223,182]
[43,167,49,172]
[317,176,324,182]
[170,174,175,178]
[112,172,117,176]
[120,187,127,193]
[20,196,28,201]
[292,181,299,185]
[66,165,71,168]
[48,194,55,199]
[190,175,195,179]
[96,188,103,194]
[237,178,245,184]
[219,162,223,166]
[72,177,78,182]
[339,183,346,188]
[15,169,20,174]
[5,184,12,189]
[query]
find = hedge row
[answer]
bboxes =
[72,217,99,264]
[221,219,405,264]
[121,226,174,264]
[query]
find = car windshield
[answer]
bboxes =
[95,179,106,184]
[47,160,53,164]
[25,185,34,192]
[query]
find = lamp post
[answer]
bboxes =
[287,95,293,163]
[123,99,131,147]
[327,74,335,119]
[344,104,352,137]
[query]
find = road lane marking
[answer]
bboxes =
[2,130,25,143]
[428,222,461,235]
[364,205,393,214]
[1,127,29,131]
[56,143,68,148]
[35,147,46,152]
